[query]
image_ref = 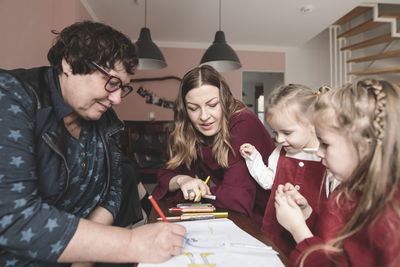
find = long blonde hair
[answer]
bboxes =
[166,65,246,170]
[300,79,400,265]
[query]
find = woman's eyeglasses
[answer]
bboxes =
[90,61,133,98]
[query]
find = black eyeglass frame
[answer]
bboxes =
[90,61,133,98]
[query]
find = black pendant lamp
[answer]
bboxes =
[135,0,167,70]
[200,0,241,72]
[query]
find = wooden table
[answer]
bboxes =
[147,199,289,266]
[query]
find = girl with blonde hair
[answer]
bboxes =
[240,84,337,256]
[152,65,275,225]
[275,79,400,266]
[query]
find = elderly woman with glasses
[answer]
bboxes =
[0,21,185,266]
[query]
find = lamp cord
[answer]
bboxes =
[144,0,147,27]
[219,0,221,31]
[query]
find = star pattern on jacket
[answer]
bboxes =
[0,71,121,265]
[20,228,35,243]
[45,218,60,232]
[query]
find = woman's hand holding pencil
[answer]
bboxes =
[135,195,187,262]
[129,219,186,262]
[194,176,210,202]
[177,175,212,201]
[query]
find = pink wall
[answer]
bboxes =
[115,48,285,121]
[0,0,284,121]
[0,0,91,69]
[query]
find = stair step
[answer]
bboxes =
[347,49,400,63]
[348,66,400,75]
[379,13,400,19]
[338,19,385,38]
[333,6,371,25]
[341,32,394,51]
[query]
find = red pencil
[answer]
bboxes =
[169,206,216,213]
[148,195,168,222]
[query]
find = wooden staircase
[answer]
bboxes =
[347,49,400,63]
[330,3,400,85]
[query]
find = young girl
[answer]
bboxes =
[240,84,339,256]
[275,79,400,266]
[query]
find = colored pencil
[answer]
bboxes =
[183,212,228,218]
[169,206,216,213]
[194,176,210,202]
[157,214,216,221]
[148,195,168,222]
[176,203,214,207]
[202,194,217,200]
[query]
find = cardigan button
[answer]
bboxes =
[299,161,304,167]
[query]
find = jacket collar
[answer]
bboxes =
[47,68,73,122]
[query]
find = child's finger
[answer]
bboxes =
[286,195,298,208]
[276,184,285,194]
[284,182,295,192]
[275,193,288,206]
[295,196,308,209]
[240,143,249,150]
[274,200,280,209]
[295,196,305,204]
[274,196,283,207]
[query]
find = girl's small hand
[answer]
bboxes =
[275,190,313,243]
[282,183,312,219]
[177,176,211,201]
[239,143,255,159]
[275,190,305,232]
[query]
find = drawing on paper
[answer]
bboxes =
[181,251,216,267]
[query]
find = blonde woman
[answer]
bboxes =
[275,79,400,266]
[152,65,275,225]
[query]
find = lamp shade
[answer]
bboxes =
[135,27,167,70]
[200,31,241,72]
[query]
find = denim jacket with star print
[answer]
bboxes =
[5,67,123,207]
[0,67,123,265]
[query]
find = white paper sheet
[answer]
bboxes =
[138,218,284,267]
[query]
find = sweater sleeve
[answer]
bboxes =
[244,147,274,189]
[98,132,123,219]
[151,165,194,202]
[289,236,331,267]
[290,191,400,266]
[209,111,275,216]
[0,73,80,263]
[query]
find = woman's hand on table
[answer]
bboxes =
[175,175,211,201]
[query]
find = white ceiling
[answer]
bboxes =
[82,0,396,51]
